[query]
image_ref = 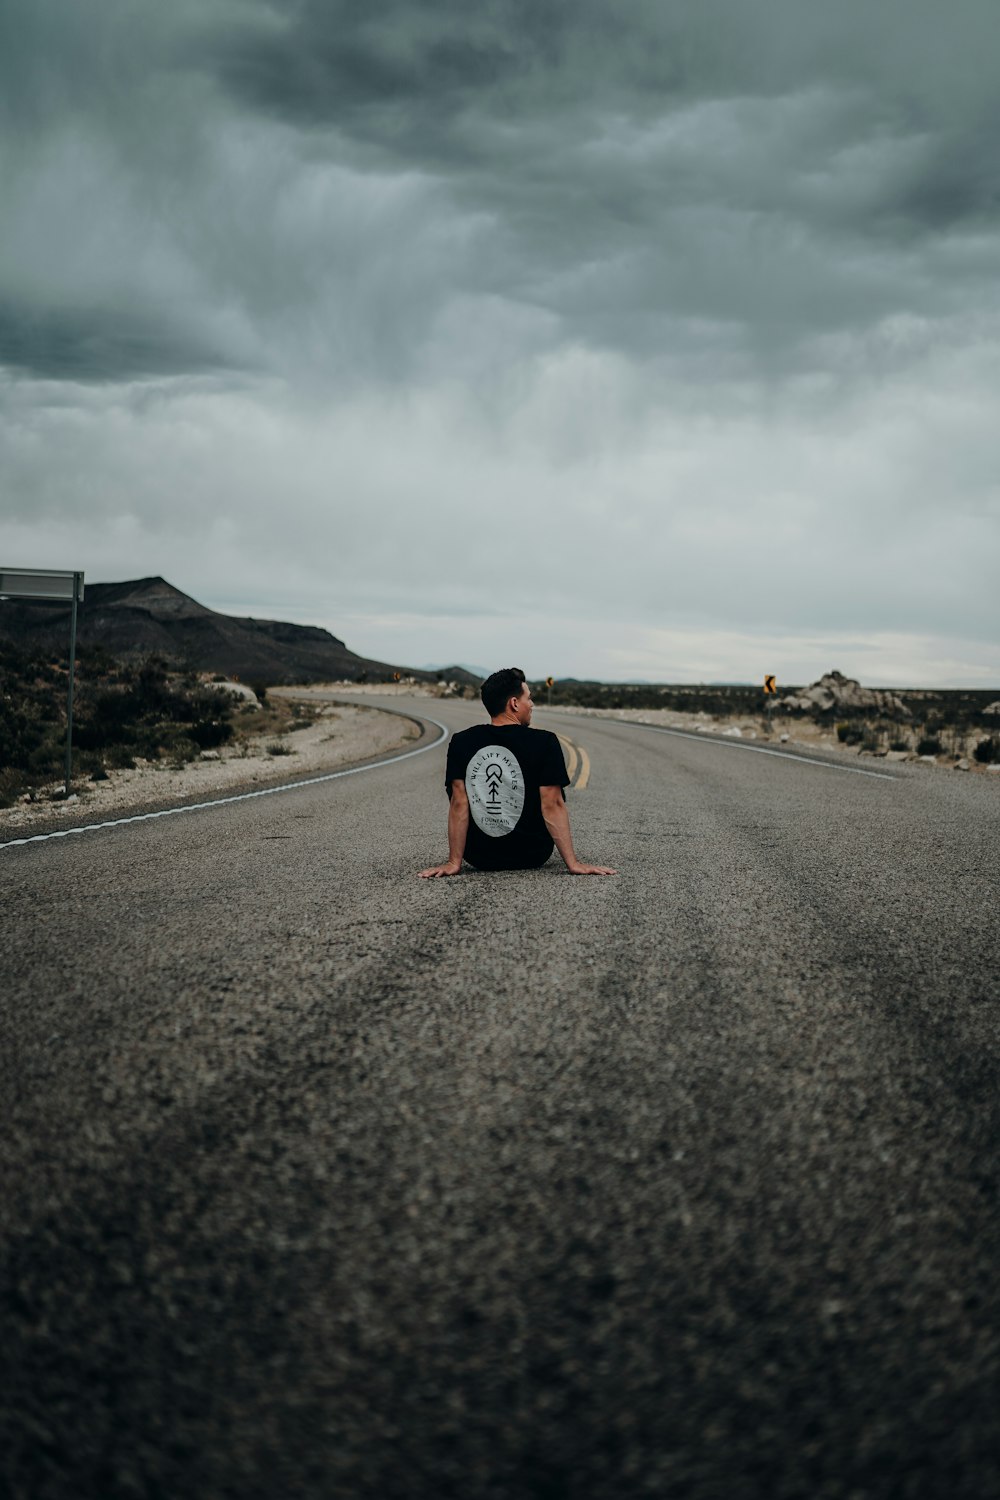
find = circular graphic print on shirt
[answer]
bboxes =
[466,744,525,838]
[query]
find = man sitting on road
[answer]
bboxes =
[419,667,616,878]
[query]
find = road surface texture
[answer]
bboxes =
[2,695,998,1500]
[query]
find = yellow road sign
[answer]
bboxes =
[545,675,555,688]
[764,675,777,694]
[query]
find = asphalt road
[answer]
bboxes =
[2,696,998,1500]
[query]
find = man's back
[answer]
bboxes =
[445,723,569,870]
[419,666,614,878]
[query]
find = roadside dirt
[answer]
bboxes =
[541,703,1000,776]
[0,702,420,838]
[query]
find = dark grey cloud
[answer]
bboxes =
[208,1,1000,218]
[4,0,999,386]
[189,0,1000,377]
[1,0,998,682]
[893,123,1000,232]
[0,301,230,383]
[213,3,535,124]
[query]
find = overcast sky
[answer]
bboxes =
[2,0,998,684]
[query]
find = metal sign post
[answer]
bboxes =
[0,568,86,793]
[763,673,777,735]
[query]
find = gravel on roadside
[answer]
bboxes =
[0,702,420,838]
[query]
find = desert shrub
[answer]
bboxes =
[836,721,862,744]
[286,702,321,730]
[25,738,64,777]
[104,744,137,769]
[74,749,105,776]
[973,737,996,764]
[74,659,234,755]
[889,737,910,752]
[0,654,65,777]
[266,741,295,756]
[189,718,233,749]
[917,736,941,756]
[942,727,964,757]
[162,735,200,767]
[0,767,24,808]
[0,644,239,802]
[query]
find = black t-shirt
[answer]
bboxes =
[445,724,570,870]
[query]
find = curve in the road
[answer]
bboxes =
[0,710,450,853]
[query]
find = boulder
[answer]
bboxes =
[983,701,1000,717]
[780,669,909,717]
[207,679,260,708]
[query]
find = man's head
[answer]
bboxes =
[481,666,533,724]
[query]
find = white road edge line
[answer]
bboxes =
[563,717,899,781]
[0,714,450,851]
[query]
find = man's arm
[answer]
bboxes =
[418,780,469,877]
[540,785,616,875]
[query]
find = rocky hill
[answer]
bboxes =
[0,576,473,686]
[779,669,910,717]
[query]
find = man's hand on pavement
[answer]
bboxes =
[418,862,463,878]
[566,862,617,876]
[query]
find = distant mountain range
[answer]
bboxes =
[0,576,480,687]
[418,662,492,679]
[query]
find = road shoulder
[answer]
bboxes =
[0,701,424,841]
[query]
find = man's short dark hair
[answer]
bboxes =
[482,667,526,718]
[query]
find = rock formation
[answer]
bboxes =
[780,669,910,717]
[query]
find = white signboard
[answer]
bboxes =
[0,567,85,602]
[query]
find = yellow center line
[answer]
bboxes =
[556,733,579,782]
[555,731,591,789]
